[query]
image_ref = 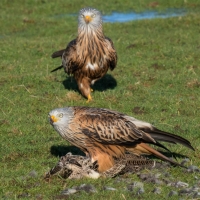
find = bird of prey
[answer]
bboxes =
[48,107,194,173]
[45,153,156,179]
[45,152,100,180]
[51,7,117,102]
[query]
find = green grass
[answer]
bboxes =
[1,0,200,199]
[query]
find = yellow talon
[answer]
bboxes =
[86,94,92,103]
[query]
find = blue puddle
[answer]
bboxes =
[1,9,186,39]
[53,9,186,23]
[103,9,186,23]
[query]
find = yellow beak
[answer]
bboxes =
[84,15,92,23]
[50,115,58,123]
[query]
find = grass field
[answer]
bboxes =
[1,0,200,199]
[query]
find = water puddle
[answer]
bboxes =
[103,9,186,23]
[1,9,186,40]
[53,9,186,23]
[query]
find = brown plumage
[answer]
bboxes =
[49,107,194,173]
[45,152,100,179]
[51,8,117,102]
[45,153,157,179]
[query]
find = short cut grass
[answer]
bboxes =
[1,0,200,199]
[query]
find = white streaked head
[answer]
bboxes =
[78,7,102,31]
[48,107,74,128]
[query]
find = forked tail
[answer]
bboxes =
[138,143,187,168]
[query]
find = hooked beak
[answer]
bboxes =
[84,15,92,23]
[49,115,58,125]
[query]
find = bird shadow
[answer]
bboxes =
[50,145,85,157]
[93,74,117,91]
[62,74,117,93]
[50,145,187,162]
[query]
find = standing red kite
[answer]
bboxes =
[51,8,117,102]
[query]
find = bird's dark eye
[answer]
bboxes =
[58,113,63,118]
[81,14,84,18]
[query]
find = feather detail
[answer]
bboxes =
[136,143,187,168]
[51,49,65,58]
[45,153,160,179]
[146,128,195,151]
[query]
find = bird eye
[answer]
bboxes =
[91,14,96,18]
[81,14,84,18]
[58,113,63,118]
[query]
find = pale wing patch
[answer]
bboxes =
[133,121,153,129]
[125,116,154,130]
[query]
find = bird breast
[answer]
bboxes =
[86,62,98,70]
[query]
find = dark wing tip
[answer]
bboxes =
[151,128,195,151]
[51,49,65,58]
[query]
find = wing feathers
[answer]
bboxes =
[148,128,195,151]
[75,107,194,152]
[51,49,65,58]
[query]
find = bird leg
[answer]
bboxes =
[86,94,92,103]
[77,78,93,102]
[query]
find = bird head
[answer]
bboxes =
[78,7,102,31]
[48,107,73,127]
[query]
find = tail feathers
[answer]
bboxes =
[51,49,65,58]
[152,141,172,153]
[149,128,195,151]
[51,65,63,72]
[139,143,187,168]
[152,141,178,160]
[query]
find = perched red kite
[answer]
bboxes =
[49,107,194,173]
[51,8,117,102]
